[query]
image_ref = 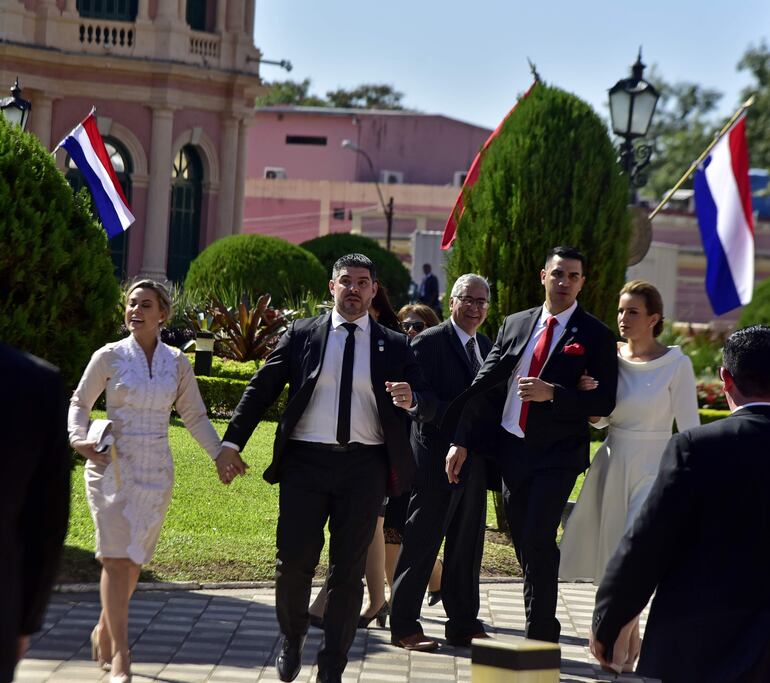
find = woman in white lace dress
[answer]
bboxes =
[68,280,221,683]
[559,280,699,673]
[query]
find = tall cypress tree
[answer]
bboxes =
[447,83,631,334]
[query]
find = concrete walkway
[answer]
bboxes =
[15,581,657,683]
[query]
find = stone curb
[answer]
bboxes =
[55,575,524,593]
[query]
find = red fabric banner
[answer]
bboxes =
[440,81,538,249]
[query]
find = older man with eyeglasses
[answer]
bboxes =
[390,274,494,651]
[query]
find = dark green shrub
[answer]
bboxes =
[738,277,770,327]
[698,408,730,425]
[195,375,288,420]
[184,234,327,306]
[301,233,411,306]
[447,83,631,333]
[0,118,120,387]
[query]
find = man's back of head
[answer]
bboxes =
[722,325,770,405]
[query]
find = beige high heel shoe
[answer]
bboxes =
[110,650,131,683]
[90,626,111,671]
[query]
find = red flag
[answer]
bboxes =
[441,81,538,249]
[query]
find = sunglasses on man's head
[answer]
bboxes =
[401,321,426,332]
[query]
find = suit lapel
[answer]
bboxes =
[542,305,583,373]
[307,313,332,379]
[369,315,386,393]
[511,308,541,358]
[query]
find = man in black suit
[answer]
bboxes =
[591,325,770,682]
[216,253,433,683]
[418,263,441,318]
[0,343,70,683]
[444,246,618,643]
[390,274,493,651]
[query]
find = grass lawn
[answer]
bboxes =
[62,413,599,584]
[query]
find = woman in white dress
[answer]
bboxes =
[68,280,221,683]
[559,280,699,671]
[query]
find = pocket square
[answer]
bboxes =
[563,343,585,356]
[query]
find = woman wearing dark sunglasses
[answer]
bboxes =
[397,304,440,340]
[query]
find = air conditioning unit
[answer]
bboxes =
[264,166,287,179]
[380,170,404,184]
[453,171,468,187]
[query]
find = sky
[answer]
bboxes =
[253,0,770,131]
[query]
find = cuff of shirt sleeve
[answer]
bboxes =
[221,440,241,454]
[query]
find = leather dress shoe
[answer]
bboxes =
[445,631,491,647]
[391,632,439,651]
[316,670,342,683]
[276,634,306,682]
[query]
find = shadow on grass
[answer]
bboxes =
[57,545,159,583]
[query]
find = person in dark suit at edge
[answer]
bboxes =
[444,246,618,643]
[215,253,434,683]
[417,263,441,319]
[0,343,70,683]
[591,325,770,682]
[390,273,494,651]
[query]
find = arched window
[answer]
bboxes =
[66,137,132,281]
[77,0,138,21]
[166,145,203,283]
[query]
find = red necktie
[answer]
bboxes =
[518,316,557,433]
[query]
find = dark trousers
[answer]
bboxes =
[390,454,487,640]
[276,442,387,675]
[499,433,581,643]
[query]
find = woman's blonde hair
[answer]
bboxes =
[125,279,173,325]
[620,280,664,337]
[397,303,441,328]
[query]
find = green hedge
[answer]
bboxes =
[698,408,730,425]
[184,234,327,306]
[195,375,288,421]
[301,233,411,307]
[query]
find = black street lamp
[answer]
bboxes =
[609,49,659,189]
[341,138,395,251]
[0,78,32,131]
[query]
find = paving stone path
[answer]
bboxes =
[15,581,657,682]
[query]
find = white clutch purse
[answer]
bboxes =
[87,419,121,489]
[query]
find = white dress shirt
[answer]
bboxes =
[451,318,483,366]
[501,301,578,437]
[290,310,383,445]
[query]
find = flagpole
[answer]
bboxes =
[648,94,756,221]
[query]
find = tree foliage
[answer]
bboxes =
[184,233,327,306]
[0,117,120,387]
[256,79,406,110]
[301,233,411,307]
[643,69,722,200]
[738,40,770,170]
[446,83,631,334]
[738,277,770,328]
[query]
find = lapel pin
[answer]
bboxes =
[571,327,578,333]
[378,340,385,352]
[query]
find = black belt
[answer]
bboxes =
[289,440,385,454]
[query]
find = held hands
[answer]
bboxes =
[16,635,29,664]
[445,444,468,484]
[516,375,554,403]
[215,446,249,485]
[72,439,110,466]
[385,381,414,410]
[589,618,641,674]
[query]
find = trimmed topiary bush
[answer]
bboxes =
[447,83,631,333]
[301,233,411,306]
[0,117,120,387]
[738,277,770,328]
[185,234,327,306]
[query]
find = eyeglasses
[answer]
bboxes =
[401,321,426,332]
[456,296,489,309]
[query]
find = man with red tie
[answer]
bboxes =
[444,246,618,643]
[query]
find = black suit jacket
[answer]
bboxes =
[444,305,618,470]
[419,273,439,308]
[410,320,492,490]
[593,405,770,682]
[0,344,70,683]
[223,313,434,496]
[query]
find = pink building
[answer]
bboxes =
[1,0,262,282]
[243,107,491,247]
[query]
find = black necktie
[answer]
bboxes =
[336,322,358,445]
[466,337,481,376]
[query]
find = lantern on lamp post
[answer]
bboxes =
[0,78,32,131]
